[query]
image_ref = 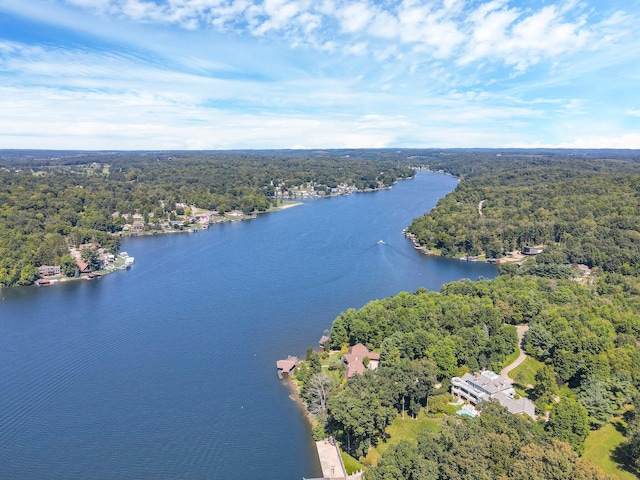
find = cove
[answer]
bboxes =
[0,170,496,479]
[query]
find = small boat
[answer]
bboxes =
[377,240,385,245]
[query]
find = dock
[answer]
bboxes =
[315,439,347,480]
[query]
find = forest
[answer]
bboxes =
[406,154,640,274]
[290,150,640,480]
[0,150,412,287]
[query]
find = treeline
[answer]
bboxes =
[0,151,412,286]
[407,154,640,274]
[329,287,518,377]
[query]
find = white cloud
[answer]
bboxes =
[1,1,639,149]
[44,0,634,76]
[395,2,464,58]
[510,134,640,150]
[344,42,368,56]
[336,2,375,34]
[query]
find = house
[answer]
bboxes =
[276,355,299,379]
[343,343,380,378]
[76,260,91,274]
[523,245,544,255]
[38,265,61,277]
[572,263,591,275]
[451,370,536,419]
[131,221,145,234]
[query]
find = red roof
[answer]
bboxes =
[76,260,90,272]
[348,343,369,356]
[276,356,298,373]
[344,344,380,378]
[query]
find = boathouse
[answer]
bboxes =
[276,355,299,379]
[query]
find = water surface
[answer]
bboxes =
[0,171,495,479]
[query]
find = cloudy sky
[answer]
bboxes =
[1,0,639,150]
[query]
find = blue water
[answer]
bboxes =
[0,171,495,479]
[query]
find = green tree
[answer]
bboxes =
[327,373,396,457]
[511,440,613,480]
[80,248,101,271]
[533,364,558,407]
[18,264,39,286]
[546,399,590,455]
[577,376,616,429]
[60,254,77,277]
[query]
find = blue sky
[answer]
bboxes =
[1,0,639,149]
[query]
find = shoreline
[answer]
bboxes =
[18,179,409,289]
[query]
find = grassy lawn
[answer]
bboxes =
[501,347,520,371]
[508,357,544,387]
[341,450,365,475]
[320,350,345,385]
[584,421,636,480]
[364,412,443,466]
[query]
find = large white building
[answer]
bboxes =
[451,370,536,419]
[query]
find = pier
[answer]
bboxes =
[315,439,347,480]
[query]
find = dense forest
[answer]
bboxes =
[0,150,412,287]
[290,150,640,479]
[407,154,640,274]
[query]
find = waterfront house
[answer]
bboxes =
[38,265,61,277]
[451,370,536,418]
[131,221,145,234]
[319,335,330,349]
[343,343,380,378]
[76,260,91,274]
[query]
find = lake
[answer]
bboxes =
[0,170,496,479]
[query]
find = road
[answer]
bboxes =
[500,325,530,383]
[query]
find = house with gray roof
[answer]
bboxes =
[451,370,536,419]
